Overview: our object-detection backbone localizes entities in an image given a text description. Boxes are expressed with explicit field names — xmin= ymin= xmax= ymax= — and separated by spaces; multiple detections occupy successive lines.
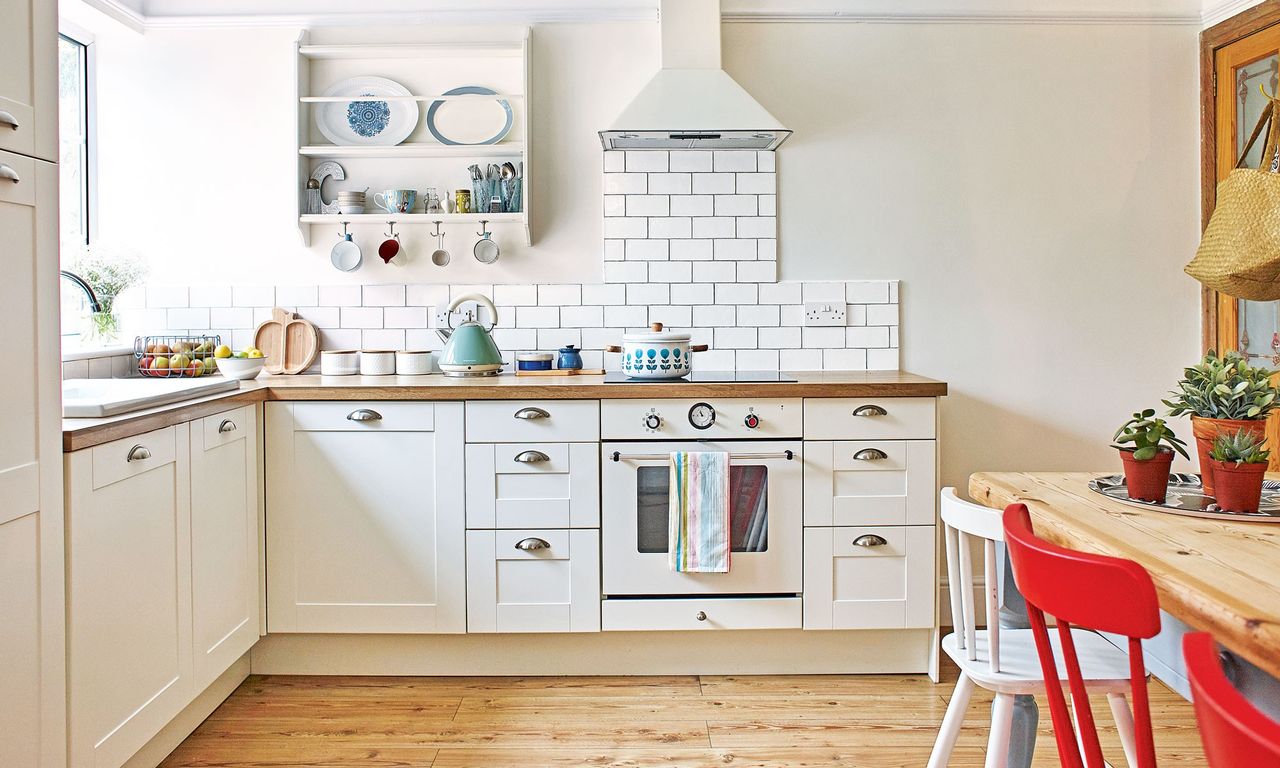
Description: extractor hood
xmin=599 ymin=0 xmax=791 ymax=151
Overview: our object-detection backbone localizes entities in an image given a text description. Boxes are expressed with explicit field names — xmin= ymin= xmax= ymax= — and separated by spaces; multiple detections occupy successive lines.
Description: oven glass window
xmin=635 ymin=465 xmax=769 ymax=553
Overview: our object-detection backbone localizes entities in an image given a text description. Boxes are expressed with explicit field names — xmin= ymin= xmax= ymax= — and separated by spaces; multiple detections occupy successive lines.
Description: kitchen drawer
xmin=91 ymin=426 xmax=178 ymax=490
xmin=466 ymin=529 xmax=600 ymax=633
xmin=0 ymin=149 xmax=36 ymax=207
xmin=803 ymin=398 xmax=936 ymax=441
xmin=466 ymin=400 xmax=599 ymax=443
xmin=200 ymin=406 xmax=252 ymax=450
xmin=465 ymin=442 xmax=599 ymax=528
xmin=601 ymin=597 xmax=801 ymax=631
xmin=290 ymin=401 xmax=435 ymax=432
xmin=803 ymin=526 xmax=935 ymax=630
xmin=804 ymin=440 xmax=936 ymax=526
xmin=0 ymin=96 xmax=34 ymax=158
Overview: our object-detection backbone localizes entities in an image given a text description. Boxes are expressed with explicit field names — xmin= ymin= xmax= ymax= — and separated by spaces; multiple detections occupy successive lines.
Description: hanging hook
xmin=385 ymin=221 xmax=398 ymax=238
xmin=430 ymin=220 xmax=443 ymax=238
xmin=1262 ymin=83 xmax=1278 ymax=101
xmin=476 ymin=220 xmax=490 ymax=237
xmin=338 ymin=221 xmax=350 ymax=238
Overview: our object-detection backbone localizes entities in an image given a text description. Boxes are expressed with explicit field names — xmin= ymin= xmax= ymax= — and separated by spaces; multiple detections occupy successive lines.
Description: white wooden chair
xmin=928 ymin=488 xmax=1142 ymax=768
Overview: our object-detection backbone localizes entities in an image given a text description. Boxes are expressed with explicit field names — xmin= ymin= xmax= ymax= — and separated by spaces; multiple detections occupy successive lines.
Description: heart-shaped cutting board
xmin=253 ymin=307 xmax=319 ymax=374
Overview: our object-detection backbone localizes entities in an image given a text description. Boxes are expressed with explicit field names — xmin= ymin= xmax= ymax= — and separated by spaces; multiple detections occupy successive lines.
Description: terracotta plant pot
xmin=1207 ymin=459 xmax=1268 ymax=512
xmin=1118 ymin=448 xmax=1174 ymax=503
xmin=1191 ymin=416 xmax=1268 ymax=496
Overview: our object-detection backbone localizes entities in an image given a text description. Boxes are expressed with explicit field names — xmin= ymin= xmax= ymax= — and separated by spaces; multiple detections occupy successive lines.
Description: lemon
xmin=247 ymin=349 xmax=264 ymax=359
xmin=214 ymin=345 xmax=233 ymax=359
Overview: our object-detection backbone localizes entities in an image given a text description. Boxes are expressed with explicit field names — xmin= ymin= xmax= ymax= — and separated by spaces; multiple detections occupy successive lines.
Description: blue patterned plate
xmin=426 ymin=86 xmax=513 ymax=146
xmin=315 ymin=76 xmax=418 ymax=147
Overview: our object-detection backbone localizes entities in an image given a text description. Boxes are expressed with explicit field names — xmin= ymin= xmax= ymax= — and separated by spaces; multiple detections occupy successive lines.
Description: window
xmin=59 ymin=33 xmax=90 ymax=247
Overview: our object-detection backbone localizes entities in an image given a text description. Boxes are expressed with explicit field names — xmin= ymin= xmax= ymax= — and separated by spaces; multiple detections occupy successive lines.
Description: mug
xmin=373 ymin=189 xmax=417 ymax=214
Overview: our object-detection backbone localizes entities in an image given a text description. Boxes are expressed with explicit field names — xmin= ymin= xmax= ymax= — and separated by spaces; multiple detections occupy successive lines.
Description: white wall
xmin=66 ymin=5 xmax=1203 ymax=488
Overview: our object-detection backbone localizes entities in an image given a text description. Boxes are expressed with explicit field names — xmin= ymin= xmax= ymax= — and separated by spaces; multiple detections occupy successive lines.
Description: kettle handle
xmin=446 ymin=292 xmax=499 ymax=331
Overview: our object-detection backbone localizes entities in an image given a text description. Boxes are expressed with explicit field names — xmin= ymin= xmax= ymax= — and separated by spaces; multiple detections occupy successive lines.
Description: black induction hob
xmin=603 ymin=371 xmax=797 ymax=384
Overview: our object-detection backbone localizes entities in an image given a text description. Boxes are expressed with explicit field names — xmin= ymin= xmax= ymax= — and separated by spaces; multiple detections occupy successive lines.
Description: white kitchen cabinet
xmin=266 ymin=401 xmax=465 ymax=633
xmin=0 ymin=0 xmax=56 ymax=161
xmin=465 ymin=442 xmax=600 ymax=528
xmin=803 ymin=398 xmax=936 ymax=441
xmin=66 ymin=424 xmax=194 ymax=768
xmin=190 ymin=406 xmax=260 ymax=690
xmin=803 ymin=525 xmax=935 ymax=630
xmin=466 ymin=399 xmax=600 ymax=443
xmin=804 ymin=440 xmax=937 ymax=526
xmin=466 ymin=529 xmax=600 ymax=633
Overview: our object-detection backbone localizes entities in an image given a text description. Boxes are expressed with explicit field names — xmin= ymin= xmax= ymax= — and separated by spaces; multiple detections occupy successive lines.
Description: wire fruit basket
xmin=134 ymin=334 xmax=221 ymax=378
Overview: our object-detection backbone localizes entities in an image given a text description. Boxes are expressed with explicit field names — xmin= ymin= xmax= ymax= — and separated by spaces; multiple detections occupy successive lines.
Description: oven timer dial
xmin=688 ymin=402 xmax=716 ymax=430
xmin=744 ymin=413 xmax=761 ymax=430
xmin=643 ymin=412 xmax=663 ymax=431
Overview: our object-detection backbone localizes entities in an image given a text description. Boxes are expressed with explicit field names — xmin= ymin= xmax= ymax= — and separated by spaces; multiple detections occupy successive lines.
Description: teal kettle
xmin=436 ymin=293 xmax=504 ymax=377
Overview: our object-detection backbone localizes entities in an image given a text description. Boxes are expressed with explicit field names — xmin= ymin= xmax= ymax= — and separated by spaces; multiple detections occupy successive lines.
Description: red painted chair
xmin=1183 ymin=632 xmax=1280 ymax=766
xmin=1002 ymin=503 xmax=1162 ymax=768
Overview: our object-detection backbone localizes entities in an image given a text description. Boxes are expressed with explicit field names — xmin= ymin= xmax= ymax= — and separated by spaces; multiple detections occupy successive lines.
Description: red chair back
xmin=1002 ymin=503 xmax=1162 ymax=768
xmin=1184 ymin=632 xmax=1280 ymax=766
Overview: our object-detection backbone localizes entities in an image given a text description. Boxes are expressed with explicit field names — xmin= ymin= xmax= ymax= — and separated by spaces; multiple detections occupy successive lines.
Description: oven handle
xmin=609 ymin=450 xmax=793 ymax=462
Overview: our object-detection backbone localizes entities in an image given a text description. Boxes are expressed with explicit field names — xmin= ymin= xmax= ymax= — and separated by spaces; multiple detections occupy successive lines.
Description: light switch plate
xmin=804 ymin=301 xmax=847 ymax=326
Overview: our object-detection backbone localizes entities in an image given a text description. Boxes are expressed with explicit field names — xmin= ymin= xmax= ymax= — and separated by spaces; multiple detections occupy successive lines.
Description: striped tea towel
xmin=669 ymin=451 xmax=731 ymax=573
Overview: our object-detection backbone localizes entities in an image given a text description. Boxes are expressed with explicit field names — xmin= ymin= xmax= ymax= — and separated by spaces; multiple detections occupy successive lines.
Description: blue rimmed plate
xmin=426 ymin=86 xmax=513 ymax=146
xmin=316 ymin=76 xmax=418 ymax=147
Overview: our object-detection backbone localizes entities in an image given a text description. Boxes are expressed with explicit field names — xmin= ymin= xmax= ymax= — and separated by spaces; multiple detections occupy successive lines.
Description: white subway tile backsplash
xmin=715 ymin=283 xmax=757 ymax=305
xmin=537 ymin=328 xmax=581 ymax=350
xmin=625 ymin=239 xmax=669 ymax=261
xmin=802 ymin=282 xmax=846 ymax=303
xmin=276 ymin=285 xmax=319 ymax=307
xmin=406 ymin=284 xmax=449 ymax=308
xmin=450 ymin=284 xmax=495 ymax=303
xmin=363 ymin=284 xmax=406 ymax=307
xmin=341 ymin=307 xmax=383 ymax=329
xmin=759 ymin=281 xmax=801 ymax=304
xmin=847 ymin=304 xmax=868 ymax=326
xmin=846 ymin=281 xmax=890 ymax=304
xmin=758 ymin=326 xmax=801 ymax=348
xmin=780 ymin=304 xmax=805 ymax=326
xmin=670 ymin=151 xmax=713 ymax=172
xmin=582 ymin=327 xmax=618 ymax=349
xmin=757 ymin=151 xmax=776 ymax=172
xmin=560 ymin=305 xmax=604 ymax=327
xmin=758 ymin=194 xmax=777 ymax=216
xmin=757 ymin=239 xmax=778 ymax=261
xmin=233 ymin=285 xmax=274 ymax=307
xmin=781 ymin=348 xmax=823 ymax=369
xmin=626 ymin=151 xmax=669 ymax=173
xmin=603 ymin=217 xmax=647 ymax=239
xmin=737 ymin=261 xmax=778 ymax=283
xmin=88 ymin=356 xmax=114 ymax=379
xmin=515 ymin=306 xmax=560 ymax=328
xmin=62 ymin=359 xmax=89 ymax=379
xmin=605 ymin=304 xmax=649 ymax=327
xmin=648 ymin=173 xmax=692 ymax=194
xmin=298 ymin=306 xmax=340 ymax=328
xmin=694 ymin=304 xmax=735 ymax=327
xmin=168 ymin=308 xmax=210 ymax=329
xmin=604 ymin=239 xmax=625 ymax=261
xmin=737 ymin=349 xmax=780 ymax=371
xmin=582 ymin=283 xmax=626 ymax=305
xmin=494 ymin=284 xmax=538 ymax=306
xmin=803 ymin=326 xmax=845 ymax=348
xmin=698 ymin=349 xmax=737 ymax=370
xmin=824 ymin=348 xmax=868 ymax=370
xmin=736 ymin=173 xmax=775 ymax=194
xmin=867 ymin=304 xmax=900 ymax=326
xmin=736 ymin=304 xmax=781 ymax=326
xmin=670 ymin=195 xmax=714 ymax=217
xmin=538 ymin=284 xmax=582 ymax=306
xmin=713 ymin=239 xmax=756 ymax=261
xmin=363 ymin=328 xmax=405 ymax=350
xmin=671 ymin=239 xmax=713 ymax=261
xmin=648 ymin=217 xmax=692 ymax=239
xmin=868 ymin=348 xmax=900 ymax=370
xmin=670 ymin=283 xmax=715 ymax=305
xmin=716 ymin=327 xmax=758 ymax=349
xmin=649 ymin=261 xmax=693 ymax=283
xmin=603 ymin=151 xmax=625 ymax=173
xmin=713 ymin=150 xmax=756 ymax=172
xmin=319 ymin=328 xmax=361 ymax=350
xmin=625 ymin=195 xmax=670 ymax=217
xmin=210 ymin=307 xmax=254 ymax=329
xmin=495 ymin=328 xmax=538 ymax=351
xmin=148 ymin=286 xmax=189 ymax=308
xmin=692 ymin=217 xmax=736 ymax=239
xmin=714 ymin=195 xmax=757 ymax=217
xmin=603 ymin=173 xmax=647 ymax=195
xmin=692 ymin=173 xmax=736 ymax=195
xmin=190 ymin=285 xmax=232 ymax=308
xmin=319 ymin=284 xmax=362 ymax=307
xmin=693 ymin=261 xmax=736 ymax=283
xmin=604 ymin=261 xmax=648 ymax=283
xmin=737 ymin=216 xmax=776 ymax=239
xmin=626 ymin=282 xmax=670 ymax=305
xmin=384 ymin=306 xmax=430 ymax=328
xmin=604 ymin=195 xmax=626 ymax=217
xmin=846 ymin=326 xmax=891 ymax=348
xmin=649 ymin=305 xmax=692 ymax=327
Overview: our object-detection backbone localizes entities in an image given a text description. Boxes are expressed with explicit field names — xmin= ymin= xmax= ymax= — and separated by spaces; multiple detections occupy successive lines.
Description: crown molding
xmin=66 ymin=0 xmax=1208 ymax=30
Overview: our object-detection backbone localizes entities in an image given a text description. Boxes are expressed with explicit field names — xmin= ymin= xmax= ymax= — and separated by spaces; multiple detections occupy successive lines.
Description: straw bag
xmin=1186 ymin=98 xmax=1280 ymax=300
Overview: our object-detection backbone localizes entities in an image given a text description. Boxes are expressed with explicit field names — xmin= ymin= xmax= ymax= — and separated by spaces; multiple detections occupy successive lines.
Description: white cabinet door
xmin=804 ymin=440 xmax=936 ymax=526
xmin=0 ymin=0 xmax=56 ymax=160
xmin=0 ymin=154 xmax=62 ymax=766
xmin=465 ymin=442 xmax=600 ymax=528
xmin=266 ymin=402 xmax=465 ymax=633
xmin=467 ymin=529 xmax=600 ymax=633
xmin=66 ymin=425 xmax=194 ymax=768
xmin=803 ymin=526 xmax=935 ymax=630
xmin=190 ymin=406 xmax=260 ymax=690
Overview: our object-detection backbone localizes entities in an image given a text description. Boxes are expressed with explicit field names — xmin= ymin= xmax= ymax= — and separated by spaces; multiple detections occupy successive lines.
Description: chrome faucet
xmin=60 ymin=270 xmax=102 ymax=313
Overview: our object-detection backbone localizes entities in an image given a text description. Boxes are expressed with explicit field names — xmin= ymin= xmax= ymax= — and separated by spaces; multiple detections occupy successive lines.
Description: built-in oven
xmin=600 ymin=399 xmax=804 ymax=599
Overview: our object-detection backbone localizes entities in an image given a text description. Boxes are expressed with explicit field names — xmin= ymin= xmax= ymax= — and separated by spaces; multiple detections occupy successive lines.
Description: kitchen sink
xmin=62 ymin=377 xmax=241 ymax=418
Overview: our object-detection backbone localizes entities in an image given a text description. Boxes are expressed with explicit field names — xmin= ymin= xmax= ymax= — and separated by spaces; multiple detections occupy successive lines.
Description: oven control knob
xmin=743 ymin=413 xmax=761 ymax=430
xmin=696 ymin=611 xmax=707 ymax=622
xmin=643 ymin=413 xmax=663 ymax=431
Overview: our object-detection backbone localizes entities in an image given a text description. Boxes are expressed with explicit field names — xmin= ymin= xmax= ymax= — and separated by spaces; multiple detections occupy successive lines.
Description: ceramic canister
xmin=359 ymin=350 xmax=397 ymax=376
xmin=395 ymin=350 xmax=433 ymax=375
xmin=320 ymin=350 xmax=359 ymax=376
xmin=516 ymin=352 xmax=553 ymax=371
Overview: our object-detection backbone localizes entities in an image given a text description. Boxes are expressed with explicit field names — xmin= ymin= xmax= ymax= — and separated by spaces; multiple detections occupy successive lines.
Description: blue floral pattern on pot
xmin=347 ymin=94 xmax=390 ymax=138
xmin=622 ymin=347 xmax=689 ymax=376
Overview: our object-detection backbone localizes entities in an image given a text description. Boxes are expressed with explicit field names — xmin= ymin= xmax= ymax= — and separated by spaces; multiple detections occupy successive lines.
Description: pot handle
xmin=604 ymin=345 xmax=623 ymax=353
xmin=690 ymin=344 xmax=710 ymax=353
xmin=447 ymin=292 xmax=499 ymax=331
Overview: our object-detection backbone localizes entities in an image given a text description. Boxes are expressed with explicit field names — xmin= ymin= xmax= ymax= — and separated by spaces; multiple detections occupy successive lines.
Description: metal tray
xmin=1088 ymin=473 xmax=1280 ymax=523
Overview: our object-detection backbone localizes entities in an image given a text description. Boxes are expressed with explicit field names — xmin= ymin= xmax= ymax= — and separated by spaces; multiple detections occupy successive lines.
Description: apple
xmin=154 ymin=344 xmax=170 ymax=355
xmin=170 ymin=353 xmax=191 ymax=370
xmin=152 ymin=356 xmax=170 ymax=370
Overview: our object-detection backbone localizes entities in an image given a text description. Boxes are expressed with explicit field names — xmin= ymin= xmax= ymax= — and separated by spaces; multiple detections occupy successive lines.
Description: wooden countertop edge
xmin=62 ymin=375 xmax=947 ymax=452
xmin=968 ymin=471 xmax=1280 ymax=680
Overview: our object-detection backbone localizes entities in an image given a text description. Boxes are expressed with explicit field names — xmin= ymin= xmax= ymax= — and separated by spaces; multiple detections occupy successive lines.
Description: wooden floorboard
xmin=159 ymin=662 xmax=1206 ymax=767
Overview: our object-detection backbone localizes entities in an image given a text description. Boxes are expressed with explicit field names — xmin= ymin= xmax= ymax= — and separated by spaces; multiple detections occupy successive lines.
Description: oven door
xmin=601 ymin=440 xmax=802 ymax=596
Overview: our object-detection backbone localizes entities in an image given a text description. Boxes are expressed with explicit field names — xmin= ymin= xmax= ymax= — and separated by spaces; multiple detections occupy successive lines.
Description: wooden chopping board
xmin=253 ymin=307 xmax=319 ymax=375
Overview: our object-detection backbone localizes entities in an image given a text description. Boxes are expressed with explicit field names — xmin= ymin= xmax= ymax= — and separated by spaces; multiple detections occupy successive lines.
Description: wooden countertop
xmin=62 ymin=370 xmax=946 ymax=451
xmin=969 ymin=471 xmax=1280 ymax=680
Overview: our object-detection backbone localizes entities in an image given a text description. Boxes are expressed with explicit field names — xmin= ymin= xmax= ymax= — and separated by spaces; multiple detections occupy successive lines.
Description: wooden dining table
xmin=968 ymin=472 xmax=1280 ymax=682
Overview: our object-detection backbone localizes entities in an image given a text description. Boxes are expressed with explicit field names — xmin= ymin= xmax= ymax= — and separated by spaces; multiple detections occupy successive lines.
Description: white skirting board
xmin=250 ymin=629 xmax=938 ymax=676
xmin=121 ymin=652 xmax=250 ymax=768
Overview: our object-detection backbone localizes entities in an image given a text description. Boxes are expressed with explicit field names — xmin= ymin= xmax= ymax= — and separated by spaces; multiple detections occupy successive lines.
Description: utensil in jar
xmin=604 ymin=323 xmax=709 ymax=380
xmin=473 ymin=222 xmax=499 ymax=264
xmin=430 ymin=221 xmax=450 ymax=267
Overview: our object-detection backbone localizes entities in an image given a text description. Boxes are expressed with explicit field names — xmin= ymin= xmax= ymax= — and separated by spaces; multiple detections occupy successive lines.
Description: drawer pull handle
xmin=853 ymin=448 xmax=888 ymax=461
xmin=852 ymin=404 xmax=887 ymax=417
xmin=126 ymin=445 xmax=151 ymax=462
xmin=514 ymin=537 xmax=551 ymax=551
xmin=0 ymin=164 xmax=19 ymax=184
xmin=853 ymin=534 xmax=889 ymax=547
xmin=514 ymin=450 xmax=550 ymax=463
xmin=514 ymin=407 xmax=550 ymax=420
xmin=218 ymin=419 xmax=237 ymax=434
xmin=696 ymin=611 xmax=708 ymax=621
xmin=346 ymin=409 xmax=382 ymax=422
xmin=0 ymin=111 xmax=16 ymax=130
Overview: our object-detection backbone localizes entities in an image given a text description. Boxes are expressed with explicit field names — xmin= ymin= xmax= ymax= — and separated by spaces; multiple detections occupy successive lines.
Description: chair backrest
xmin=1184 ymin=632 xmax=1280 ymax=766
xmin=940 ymin=487 xmax=1006 ymax=673
xmin=1002 ymin=503 xmax=1161 ymax=768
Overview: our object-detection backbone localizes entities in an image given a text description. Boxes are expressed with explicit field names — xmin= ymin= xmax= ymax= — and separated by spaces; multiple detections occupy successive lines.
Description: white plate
xmin=316 ymin=76 xmax=418 ymax=147
xmin=426 ymin=86 xmax=513 ymax=146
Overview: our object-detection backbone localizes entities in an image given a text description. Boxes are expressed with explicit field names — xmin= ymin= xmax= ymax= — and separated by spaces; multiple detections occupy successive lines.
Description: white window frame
xmin=58 ymin=20 xmax=97 ymax=245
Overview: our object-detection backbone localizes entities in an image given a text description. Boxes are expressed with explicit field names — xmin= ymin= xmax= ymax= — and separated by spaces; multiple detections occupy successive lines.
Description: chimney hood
xmin=599 ymin=0 xmax=791 ymax=151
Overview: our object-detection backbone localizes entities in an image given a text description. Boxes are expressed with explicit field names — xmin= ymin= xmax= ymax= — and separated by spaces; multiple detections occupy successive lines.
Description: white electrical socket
xmin=804 ymin=301 xmax=847 ymax=326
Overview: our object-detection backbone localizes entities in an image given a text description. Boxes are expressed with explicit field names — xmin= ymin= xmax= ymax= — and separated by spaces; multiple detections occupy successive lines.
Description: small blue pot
xmin=557 ymin=345 xmax=583 ymax=370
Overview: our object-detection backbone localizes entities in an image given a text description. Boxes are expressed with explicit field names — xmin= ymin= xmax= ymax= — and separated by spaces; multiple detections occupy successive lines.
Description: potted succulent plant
xmin=1164 ymin=351 xmax=1279 ymax=496
xmin=1112 ymin=409 xmax=1190 ymax=503
xmin=1207 ymin=430 xmax=1271 ymax=513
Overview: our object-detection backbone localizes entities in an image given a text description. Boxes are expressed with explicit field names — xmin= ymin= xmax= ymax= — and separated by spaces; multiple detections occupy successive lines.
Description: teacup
xmin=373 ymin=189 xmax=417 ymax=214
